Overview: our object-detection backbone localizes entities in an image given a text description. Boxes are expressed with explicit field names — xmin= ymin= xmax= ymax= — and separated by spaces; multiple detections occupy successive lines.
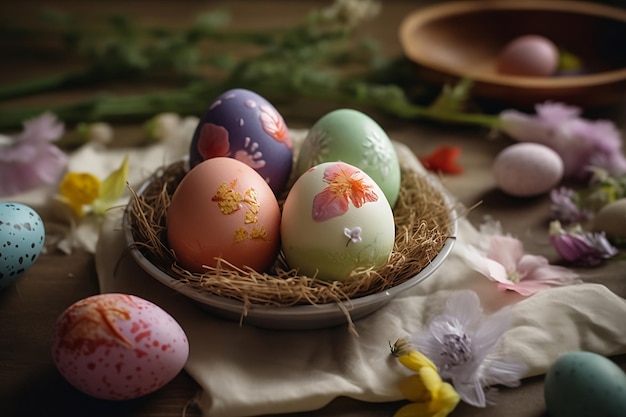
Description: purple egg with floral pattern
xmin=189 ymin=89 xmax=293 ymax=195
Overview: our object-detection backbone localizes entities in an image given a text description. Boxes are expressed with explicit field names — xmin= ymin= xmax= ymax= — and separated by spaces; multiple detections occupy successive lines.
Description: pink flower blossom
xmin=465 ymin=219 xmax=578 ymax=296
xmin=467 ymin=232 xmax=579 ymax=296
xmin=0 ymin=113 xmax=67 ymax=196
xmin=499 ymin=102 xmax=626 ymax=179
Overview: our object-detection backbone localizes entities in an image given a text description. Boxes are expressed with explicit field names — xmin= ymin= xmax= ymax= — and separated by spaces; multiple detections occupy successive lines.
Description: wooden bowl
xmin=399 ymin=0 xmax=626 ymax=108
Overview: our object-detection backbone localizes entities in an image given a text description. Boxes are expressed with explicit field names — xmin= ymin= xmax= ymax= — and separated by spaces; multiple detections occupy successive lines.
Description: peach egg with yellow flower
xmin=280 ymin=161 xmax=395 ymax=282
xmin=166 ymin=157 xmax=281 ymax=274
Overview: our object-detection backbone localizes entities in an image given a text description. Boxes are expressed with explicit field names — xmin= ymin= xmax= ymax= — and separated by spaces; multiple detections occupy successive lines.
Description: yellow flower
xmin=398 ymin=349 xmax=438 ymax=373
xmin=393 ymin=348 xmax=460 ymax=417
xmin=58 ymin=155 xmax=129 ymax=217
xmin=59 ymin=172 xmax=101 ymax=216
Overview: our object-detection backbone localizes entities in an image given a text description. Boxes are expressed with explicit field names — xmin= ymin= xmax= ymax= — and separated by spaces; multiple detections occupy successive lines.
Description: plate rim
xmin=121 ymin=162 xmax=458 ymax=325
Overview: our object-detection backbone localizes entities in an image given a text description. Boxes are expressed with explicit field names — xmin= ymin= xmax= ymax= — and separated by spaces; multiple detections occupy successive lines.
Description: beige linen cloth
xmin=88 ymin=133 xmax=626 ymax=417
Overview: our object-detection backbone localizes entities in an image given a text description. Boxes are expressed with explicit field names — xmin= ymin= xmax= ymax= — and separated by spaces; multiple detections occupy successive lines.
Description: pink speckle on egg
xmin=51 ymin=293 xmax=189 ymax=400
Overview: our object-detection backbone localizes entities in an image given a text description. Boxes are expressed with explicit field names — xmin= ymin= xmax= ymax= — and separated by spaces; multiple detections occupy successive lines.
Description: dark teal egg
xmin=544 ymin=351 xmax=626 ymax=417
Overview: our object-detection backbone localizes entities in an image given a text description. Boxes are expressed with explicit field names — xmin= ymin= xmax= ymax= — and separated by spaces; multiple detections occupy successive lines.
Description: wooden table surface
xmin=0 ymin=1 xmax=625 ymax=416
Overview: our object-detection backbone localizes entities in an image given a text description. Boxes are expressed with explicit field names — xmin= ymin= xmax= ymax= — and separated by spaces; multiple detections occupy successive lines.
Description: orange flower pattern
xmin=55 ymin=295 xmax=137 ymax=355
xmin=312 ymin=162 xmax=379 ymax=222
xmin=260 ymin=104 xmax=292 ymax=149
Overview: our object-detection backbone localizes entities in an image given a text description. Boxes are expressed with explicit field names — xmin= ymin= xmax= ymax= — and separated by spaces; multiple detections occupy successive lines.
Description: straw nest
xmin=127 ymin=159 xmax=454 ymax=314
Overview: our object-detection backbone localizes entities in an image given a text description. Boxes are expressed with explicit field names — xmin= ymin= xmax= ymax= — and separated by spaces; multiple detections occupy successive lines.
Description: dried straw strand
xmin=126 ymin=160 xmax=453 ymax=309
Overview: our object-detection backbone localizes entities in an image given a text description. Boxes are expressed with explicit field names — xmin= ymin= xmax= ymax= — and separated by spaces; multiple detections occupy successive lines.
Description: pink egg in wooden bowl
xmin=398 ymin=0 xmax=626 ymax=108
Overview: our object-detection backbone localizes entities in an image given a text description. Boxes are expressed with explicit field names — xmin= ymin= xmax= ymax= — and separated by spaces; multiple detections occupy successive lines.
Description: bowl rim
xmin=121 ymin=164 xmax=458 ymax=326
xmin=399 ymin=0 xmax=626 ymax=88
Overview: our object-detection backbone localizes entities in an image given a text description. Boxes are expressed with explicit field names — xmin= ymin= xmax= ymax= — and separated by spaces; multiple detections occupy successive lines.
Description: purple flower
xmin=343 ymin=226 xmax=362 ymax=245
xmin=549 ymin=187 xmax=592 ymax=224
xmin=500 ymin=102 xmax=626 ymax=179
xmin=0 ymin=113 xmax=67 ymax=196
xmin=412 ymin=291 xmax=527 ymax=407
xmin=549 ymin=220 xmax=618 ymax=267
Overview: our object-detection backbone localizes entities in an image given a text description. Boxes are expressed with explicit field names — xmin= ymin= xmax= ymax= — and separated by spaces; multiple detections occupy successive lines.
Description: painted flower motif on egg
xmin=281 ymin=161 xmax=395 ymax=282
xmin=167 ymin=157 xmax=281 ymax=274
xmin=188 ymin=88 xmax=293 ymax=195
xmin=212 ymin=179 xmax=269 ymax=243
xmin=311 ymin=162 xmax=379 ymax=221
xmin=51 ymin=293 xmax=189 ymax=401
xmin=296 ymin=108 xmax=401 ymax=207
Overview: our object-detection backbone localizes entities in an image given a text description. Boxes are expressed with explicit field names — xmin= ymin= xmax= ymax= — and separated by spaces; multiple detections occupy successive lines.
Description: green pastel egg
xmin=544 ymin=351 xmax=626 ymax=417
xmin=296 ymin=108 xmax=401 ymax=207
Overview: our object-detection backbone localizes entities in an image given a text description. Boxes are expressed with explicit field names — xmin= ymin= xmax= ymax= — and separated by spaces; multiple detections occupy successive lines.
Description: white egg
xmin=493 ymin=143 xmax=564 ymax=197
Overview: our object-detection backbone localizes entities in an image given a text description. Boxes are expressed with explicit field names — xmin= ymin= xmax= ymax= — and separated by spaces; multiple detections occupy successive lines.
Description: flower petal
xmin=17 ymin=112 xmax=65 ymax=144
xmin=444 ymin=291 xmax=483 ymax=330
xmin=497 ymin=280 xmax=551 ymax=296
xmin=0 ymin=146 xmax=68 ymax=197
xmin=419 ymin=146 xmax=463 ymax=174
xmin=312 ymin=187 xmax=349 ymax=221
xmin=197 ymin=123 xmax=230 ymax=160
xmin=454 ymin=376 xmax=486 ymax=408
xmin=487 ymin=235 xmax=524 ymax=272
xmin=398 ymin=350 xmax=437 ymax=373
xmin=398 ymin=374 xmax=430 ymax=402
xmin=517 ymin=254 xmax=578 ymax=285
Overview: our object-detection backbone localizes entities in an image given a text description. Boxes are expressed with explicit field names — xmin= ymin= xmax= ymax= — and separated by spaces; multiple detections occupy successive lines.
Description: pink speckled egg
xmin=51 ymin=293 xmax=188 ymax=400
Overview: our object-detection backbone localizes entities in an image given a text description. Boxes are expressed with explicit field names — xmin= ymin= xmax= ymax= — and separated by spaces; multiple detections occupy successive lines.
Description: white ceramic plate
xmin=122 ymin=156 xmax=457 ymax=330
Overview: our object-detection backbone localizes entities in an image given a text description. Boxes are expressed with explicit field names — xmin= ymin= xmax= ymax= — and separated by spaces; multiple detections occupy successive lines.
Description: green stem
xmin=0 ymin=69 xmax=123 ymax=101
xmin=0 ymin=86 xmax=218 ymax=130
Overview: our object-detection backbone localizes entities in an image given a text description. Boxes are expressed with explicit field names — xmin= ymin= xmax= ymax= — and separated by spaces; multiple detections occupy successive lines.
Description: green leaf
xmin=429 ymin=78 xmax=474 ymax=113
xmin=93 ymin=155 xmax=129 ymax=215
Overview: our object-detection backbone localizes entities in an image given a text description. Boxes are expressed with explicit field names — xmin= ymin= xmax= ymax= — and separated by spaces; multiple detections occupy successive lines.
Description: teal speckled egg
xmin=295 ymin=109 xmax=401 ymax=208
xmin=0 ymin=202 xmax=45 ymax=289
xmin=544 ymin=351 xmax=626 ymax=417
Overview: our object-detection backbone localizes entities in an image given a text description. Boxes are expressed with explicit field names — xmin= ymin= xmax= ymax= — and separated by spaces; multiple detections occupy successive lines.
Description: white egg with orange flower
xmin=281 ymin=161 xmax=395 ymax=282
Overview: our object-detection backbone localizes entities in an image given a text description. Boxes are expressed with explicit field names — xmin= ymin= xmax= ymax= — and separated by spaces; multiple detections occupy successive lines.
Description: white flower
xmin=344 ymin=226 xmax=362 ymax=244
xmin=412 ymin=291 xmax=527 ymax=407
